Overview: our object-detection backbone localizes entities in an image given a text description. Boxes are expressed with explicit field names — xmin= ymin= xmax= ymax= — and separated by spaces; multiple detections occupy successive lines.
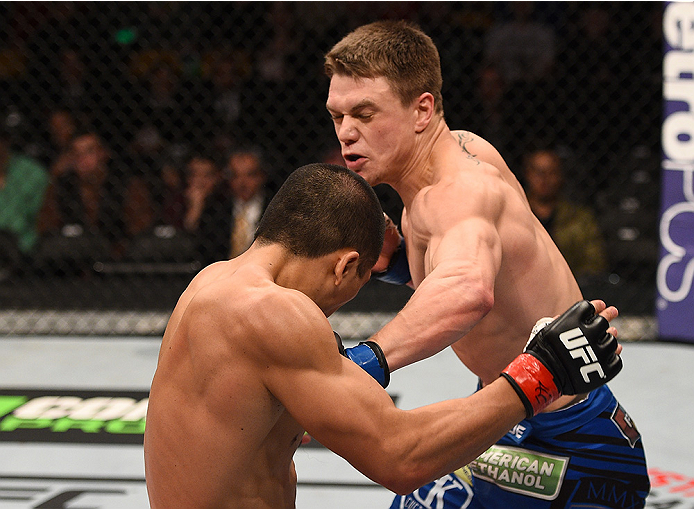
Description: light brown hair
xmin=325 ymin=20 xmax=444 ymax=115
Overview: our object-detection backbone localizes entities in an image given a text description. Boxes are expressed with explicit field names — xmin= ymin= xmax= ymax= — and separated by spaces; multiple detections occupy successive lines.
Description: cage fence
xmin=0 ymin=2 xmax=663 ymax=335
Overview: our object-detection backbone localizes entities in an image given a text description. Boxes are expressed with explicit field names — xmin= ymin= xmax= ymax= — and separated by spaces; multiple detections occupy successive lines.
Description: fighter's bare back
xmin=145 ymin=260 xmax=306 ymax=509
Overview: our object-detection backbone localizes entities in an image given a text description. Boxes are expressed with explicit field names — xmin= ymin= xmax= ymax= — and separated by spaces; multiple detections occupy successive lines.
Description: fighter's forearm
xmin=351 ymin=377 xmax=524 ymax=494
xmin=370 ymin=272 xmax=492 ymax=371
xmin=348 ymin=300 xmax=621 ymax=493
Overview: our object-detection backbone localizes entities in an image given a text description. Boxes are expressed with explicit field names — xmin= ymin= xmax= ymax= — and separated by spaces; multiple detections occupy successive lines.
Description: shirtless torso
xmin=145 ymin=260 xmax=306 ymax=509
xmin=144 ymin=163 xmax=623 ymax=509
xmin=327 ymin=75 xmax=582 ymax=408
xmin=143 ymin=251 xmax=534 ymax=508
xmin=403 ymin=130 xmax=582 ymax=389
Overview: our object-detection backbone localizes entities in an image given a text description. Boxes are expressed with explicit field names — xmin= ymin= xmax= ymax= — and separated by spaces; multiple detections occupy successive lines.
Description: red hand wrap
xmin=501 ymin=353 xmax=560 ymax=418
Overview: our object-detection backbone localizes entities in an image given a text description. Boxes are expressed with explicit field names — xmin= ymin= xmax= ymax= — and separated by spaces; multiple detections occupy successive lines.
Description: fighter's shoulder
xmin=416 ymin=161 xmax=504 ymax=228
xmin=186 ymin=272 xmax=325 ymax=354
xmin=239 ymin=285 xmax=335 ymax=364
xmin=255 ymin=285 xmax=326 ymax=332
xmin=450 ymin=130 xmax=498 ymax=157
xmin=450 ymin=130 xmax=510 ymax=171
xmin=240 ymin=278 xmax=328 ymax=338
xmin=427 ymin=156 xmax=502 ymax=204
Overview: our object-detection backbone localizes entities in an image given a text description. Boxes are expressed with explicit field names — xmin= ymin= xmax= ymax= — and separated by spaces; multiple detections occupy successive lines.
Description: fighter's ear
xmin=414 ymin=92 xmax=435 ymax=133
xmin=334 ymin=250 xmax=360 ymax=285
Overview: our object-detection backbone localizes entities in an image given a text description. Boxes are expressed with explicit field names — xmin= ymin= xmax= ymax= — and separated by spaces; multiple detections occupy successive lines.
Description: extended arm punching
xmin=343 ymin=300 xmax=621 ymax=416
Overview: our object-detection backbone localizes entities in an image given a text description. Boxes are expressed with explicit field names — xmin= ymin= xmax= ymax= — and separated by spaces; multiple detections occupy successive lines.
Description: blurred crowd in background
xmin=0 ymin=2 xmax=663 ymax=314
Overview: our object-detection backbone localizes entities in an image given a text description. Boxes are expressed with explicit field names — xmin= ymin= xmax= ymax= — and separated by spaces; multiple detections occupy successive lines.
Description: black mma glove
xmin=501 ymin=300 xmax=622 ymax=419
xmin=335 ymin=331 xmax=390 ymax=388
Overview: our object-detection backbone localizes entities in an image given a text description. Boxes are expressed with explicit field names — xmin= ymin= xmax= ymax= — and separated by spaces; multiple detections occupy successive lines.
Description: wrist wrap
xmin=501 ymin=353 xmax=560 ymax=419
xmin=344 ymin=341 xmax=390 ymax=388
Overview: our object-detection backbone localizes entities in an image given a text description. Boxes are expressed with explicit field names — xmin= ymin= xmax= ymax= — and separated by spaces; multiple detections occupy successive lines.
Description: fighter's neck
xmin=240 ymin=243 xmax=330 ymax=298
xmin=390 ymin=120 xmax=452 ymax=207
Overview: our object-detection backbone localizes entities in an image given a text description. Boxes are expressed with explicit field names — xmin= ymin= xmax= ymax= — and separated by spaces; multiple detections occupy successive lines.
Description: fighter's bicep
xmin=257 ymin=314 xmax=391 ymax=438
xmin=287 ymin=355 xmax=390 ymax=438
xmin=267 ymin=337 xmax=399 ymax=469
xmin=427 ymin=217 xmax=502 ymax=282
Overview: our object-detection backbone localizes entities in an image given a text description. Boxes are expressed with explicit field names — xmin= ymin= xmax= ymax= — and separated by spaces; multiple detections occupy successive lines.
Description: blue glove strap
xmin=344 ymin=342 xmax=390 ymax=388
xmin=373 ymin=237 xmax=411 ymax=285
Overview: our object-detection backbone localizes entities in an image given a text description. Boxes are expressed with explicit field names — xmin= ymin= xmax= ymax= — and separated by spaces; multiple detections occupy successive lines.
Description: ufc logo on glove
xmin=501 ymin=300 xmax=621 ymax=419
xmin=559 ymin=328 xmax=605 ymax=383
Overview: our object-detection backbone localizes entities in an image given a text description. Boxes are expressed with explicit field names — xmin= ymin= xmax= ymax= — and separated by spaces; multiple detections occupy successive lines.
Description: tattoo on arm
xmin=456 ymin=131 xmax=480 ymax=164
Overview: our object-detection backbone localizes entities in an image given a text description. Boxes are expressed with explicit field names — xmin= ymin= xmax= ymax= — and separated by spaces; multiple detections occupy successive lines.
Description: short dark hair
xmin=256 ymin=163 xmax=385 ymax=276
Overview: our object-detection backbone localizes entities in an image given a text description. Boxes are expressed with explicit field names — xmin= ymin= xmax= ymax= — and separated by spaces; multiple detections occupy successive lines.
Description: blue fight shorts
xmin=390 ymin=385 xmax=650 ymax=509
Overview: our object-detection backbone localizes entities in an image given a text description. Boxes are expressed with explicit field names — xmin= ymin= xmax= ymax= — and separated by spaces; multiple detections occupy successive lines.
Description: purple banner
xmin=658 ymin=2 xmax=694 ymax=342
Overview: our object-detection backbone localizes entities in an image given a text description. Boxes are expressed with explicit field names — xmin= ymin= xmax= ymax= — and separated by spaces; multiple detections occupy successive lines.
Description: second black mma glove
xmin=501 ymin=300 xmax=622 ymax=419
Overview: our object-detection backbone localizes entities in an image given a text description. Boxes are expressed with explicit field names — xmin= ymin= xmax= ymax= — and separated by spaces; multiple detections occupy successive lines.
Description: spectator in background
xmin=183 ymin=154 xmax=223 ymax=233
xmin=523 ymin=149 xmax=607 ymax=279
xmin=38 ymin=130 xmax=128 ymax=261
xmin=226 ymin=149 xmax=270 ymax=258
xmin=0 ymin=128 xmax=49 ymax=267
xmin=183 ymin=149 xmax=271 ymax=268
xmin=182 ymin=154 xmax=228 ymax=267
xmin=43 ymin=107 xmax=79 ymax=176
xmin=155 ymin=160 xmax=186 ymax=231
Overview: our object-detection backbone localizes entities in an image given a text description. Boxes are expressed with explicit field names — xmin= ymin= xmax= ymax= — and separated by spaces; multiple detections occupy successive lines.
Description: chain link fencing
xmin=0 ymin=2 xmax=663 ymax=336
